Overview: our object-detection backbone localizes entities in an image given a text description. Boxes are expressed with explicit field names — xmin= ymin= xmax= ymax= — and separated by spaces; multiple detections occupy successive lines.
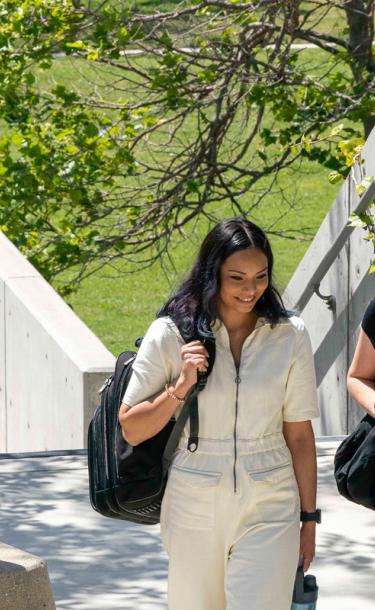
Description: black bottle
xmin=291 ymin=565 xmax=318 ymax=610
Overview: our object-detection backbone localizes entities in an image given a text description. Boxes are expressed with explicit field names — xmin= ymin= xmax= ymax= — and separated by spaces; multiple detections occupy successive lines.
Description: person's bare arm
xmin=119 ymin=341 xmax=208 ymax=446
xmin=283 ymin=420 xmax=317 ymax=572
xmin=347 ymin=329 xmax=375 ymax=417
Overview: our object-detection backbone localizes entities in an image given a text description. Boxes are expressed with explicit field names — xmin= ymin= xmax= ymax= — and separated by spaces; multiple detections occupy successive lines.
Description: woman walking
xmin=119 ymin=218 xmax=320 ymax=610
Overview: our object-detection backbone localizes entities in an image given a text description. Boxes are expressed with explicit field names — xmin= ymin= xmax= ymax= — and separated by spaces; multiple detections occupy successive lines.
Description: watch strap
xmin=300 ymin=509 xmax=321 ymax=523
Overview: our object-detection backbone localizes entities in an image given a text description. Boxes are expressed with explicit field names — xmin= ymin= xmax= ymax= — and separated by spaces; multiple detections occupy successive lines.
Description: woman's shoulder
xmin=145 ymin=316 xmax=184 ymax=342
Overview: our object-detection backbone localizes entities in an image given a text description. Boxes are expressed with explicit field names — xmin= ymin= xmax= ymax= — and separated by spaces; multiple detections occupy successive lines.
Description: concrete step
xmin=0 ymin=542 xmax=55 ymax=610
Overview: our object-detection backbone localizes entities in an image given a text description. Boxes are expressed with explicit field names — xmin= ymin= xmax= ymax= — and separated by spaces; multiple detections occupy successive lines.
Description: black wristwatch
xmin=300 ymin=509 xmax=321 ymax=523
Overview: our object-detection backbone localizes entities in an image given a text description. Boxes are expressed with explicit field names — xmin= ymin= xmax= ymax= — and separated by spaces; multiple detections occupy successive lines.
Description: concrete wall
xmin=284 ymin=128 xmax=375 ymax=435
xmin=0 ymin=233 xmax=115 ymax=452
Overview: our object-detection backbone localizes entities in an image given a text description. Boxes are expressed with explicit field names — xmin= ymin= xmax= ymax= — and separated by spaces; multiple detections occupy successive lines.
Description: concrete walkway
xmin=0 ymin=441 xmax=374 ymax=610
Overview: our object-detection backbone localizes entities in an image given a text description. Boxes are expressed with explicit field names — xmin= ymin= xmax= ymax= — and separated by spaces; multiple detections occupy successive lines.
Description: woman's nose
xmin=242 ymin=281 xmax=256 ymax=294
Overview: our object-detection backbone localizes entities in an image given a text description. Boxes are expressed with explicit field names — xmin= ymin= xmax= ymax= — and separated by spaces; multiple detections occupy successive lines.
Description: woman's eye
xmin=229 ymin=274 xmax=267 ymax=281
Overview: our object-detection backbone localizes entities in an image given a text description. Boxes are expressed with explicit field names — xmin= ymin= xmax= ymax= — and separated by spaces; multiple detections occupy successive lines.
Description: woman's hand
xmin=300 ymin=522 xmax=316 ymax=572
xmin=177 ymin=340 xmax=209 ymax=390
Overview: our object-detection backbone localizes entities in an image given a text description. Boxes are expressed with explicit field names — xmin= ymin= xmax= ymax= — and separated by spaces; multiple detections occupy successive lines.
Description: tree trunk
xmin=344 ymin=0 xmax=375 ymax=138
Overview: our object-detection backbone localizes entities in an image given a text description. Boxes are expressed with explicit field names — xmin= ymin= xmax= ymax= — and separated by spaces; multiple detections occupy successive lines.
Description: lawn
xmin=28 ymin=44 xmax=344 ymax=354
xmin=61 ymin=155 xmax=339 ymax=355
xmin=36 ymin=46 xmax=342 ymax=353
xmin=4 ymin=6 xmax=352 ymax=354
xmin=85 ymin=0 xmax=347 ymax=35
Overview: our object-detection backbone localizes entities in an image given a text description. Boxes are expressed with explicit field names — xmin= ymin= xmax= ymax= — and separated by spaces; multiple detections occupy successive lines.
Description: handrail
xmin=284 ymin=126 xmax=375 ymax=314
xmin=292 ymin=180 xmax=375 ymax=312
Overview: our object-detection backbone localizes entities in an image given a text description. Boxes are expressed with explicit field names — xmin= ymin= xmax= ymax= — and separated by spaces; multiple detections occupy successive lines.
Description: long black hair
xmin=157 ymin=217 xmax=290 ymax=341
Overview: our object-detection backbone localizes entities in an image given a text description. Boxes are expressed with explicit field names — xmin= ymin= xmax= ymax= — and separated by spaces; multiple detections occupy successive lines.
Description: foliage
xmin=0 ymin=0 xmax=374 ymax=294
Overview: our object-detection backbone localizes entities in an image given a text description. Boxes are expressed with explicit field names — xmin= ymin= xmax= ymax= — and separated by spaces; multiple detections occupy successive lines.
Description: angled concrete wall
xmin=284 ymin=128 xmax=375 ymax=435
xmin=0 ymin=542 xmax=55 ymax=610
xmin=0 ymin=233 xmax=115 ymax=452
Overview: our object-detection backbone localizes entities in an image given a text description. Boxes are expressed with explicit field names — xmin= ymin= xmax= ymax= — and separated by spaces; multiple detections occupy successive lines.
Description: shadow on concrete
xmin=0 ymin=454 xmax=167 ymax=610
xmin=314 ymin=271 xmax=373 ymax=388
xmin=1 ymin=448 xmax=375 ymax=610
xmin=314 ymin=451 xmax=375 ymax=609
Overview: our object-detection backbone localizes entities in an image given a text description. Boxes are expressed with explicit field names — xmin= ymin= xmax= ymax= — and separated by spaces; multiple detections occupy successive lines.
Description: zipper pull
xmin=98 ymin=375 xmax=113 ymax=394
xmin=235 ymin=374 xmax=241 ymax=384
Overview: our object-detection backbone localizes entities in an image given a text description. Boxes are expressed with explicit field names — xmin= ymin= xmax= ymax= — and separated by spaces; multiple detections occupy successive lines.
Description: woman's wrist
xmin=301 ymin=521 xmax=317 ymax=528
xmin=170 ymin=377 xmax=194 ymax=399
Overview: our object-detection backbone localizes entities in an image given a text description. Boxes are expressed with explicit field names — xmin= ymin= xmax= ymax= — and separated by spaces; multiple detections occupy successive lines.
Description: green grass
xmin=85 ymin=0 xmax=348 ymax=34
xmin=9 ymin=39 xmax=350 ymax=355
xmin=62 ymin=156 xmax=339 ymax=355
xmin=36 ymin=50 xmax=344 ymax=354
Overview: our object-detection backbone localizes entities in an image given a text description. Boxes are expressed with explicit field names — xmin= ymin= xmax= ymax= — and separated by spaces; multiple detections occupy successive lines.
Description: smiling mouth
xmin=236 ymin=296 xmax=255 ymax=303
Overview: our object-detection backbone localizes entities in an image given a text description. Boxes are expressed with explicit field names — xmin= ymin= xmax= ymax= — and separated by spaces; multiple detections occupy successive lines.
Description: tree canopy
xmin=0 ymin=0 xmax=374 ymax=293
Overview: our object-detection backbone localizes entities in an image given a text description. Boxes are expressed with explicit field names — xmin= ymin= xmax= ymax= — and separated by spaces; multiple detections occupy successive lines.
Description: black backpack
xmin=87 ymin=333 xmax=215 ymax=524
xmin=334 ymin=414 xmax=375 ymax=511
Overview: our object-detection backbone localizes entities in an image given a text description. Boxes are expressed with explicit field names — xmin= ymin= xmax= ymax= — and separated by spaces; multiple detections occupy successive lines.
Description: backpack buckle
xmin=188 ymin=437 xmax=198 ymax=452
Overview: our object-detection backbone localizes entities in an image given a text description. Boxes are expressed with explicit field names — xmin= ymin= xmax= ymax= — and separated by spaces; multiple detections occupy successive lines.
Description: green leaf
xmin=328 ymin=171 xmax=342 ymax=184
xmin=25 ymin=72 xmax=36 ymax=85
xmin=347 ymin=213 xmax=365 ymax=228
xmin=186 ymin=179 xmax=199 ymax=193
xmin=11 ymin=133 xmax=24 ymax=146
xmin=330 ymin=123 xmax=345 ymax=137
xmin=83 ymin=123 xmax=99 ymax=138
xmin=87 ymin=50 xmax=99 ymax=61
xmin=66 ymin=41 xmax=88 ymax=51
xmin=160 ymin=32 xmax=173 ymax=49
xmin=117 ymin=27 xmax=129 ymax=43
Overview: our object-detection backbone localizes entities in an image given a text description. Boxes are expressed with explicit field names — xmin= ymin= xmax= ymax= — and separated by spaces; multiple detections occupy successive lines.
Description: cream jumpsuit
xmin=123 ymin=315 xmax=319 ymax=610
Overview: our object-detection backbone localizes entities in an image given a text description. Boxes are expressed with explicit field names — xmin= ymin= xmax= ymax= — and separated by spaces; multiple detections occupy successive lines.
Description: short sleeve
xmin=122 ymin=317 xmax=183 ymax=407
xmin=282 ymin=324 xmax=320 ymax=422
xmin=361 ymin=298 xmax=375 ymax=348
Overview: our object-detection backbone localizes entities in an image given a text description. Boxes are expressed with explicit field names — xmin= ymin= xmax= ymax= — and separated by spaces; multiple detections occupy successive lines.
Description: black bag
xmin=88 ymin=334 xmax=215 ymax=524
xmin=334 ymin=413 xmax=375 ymax=510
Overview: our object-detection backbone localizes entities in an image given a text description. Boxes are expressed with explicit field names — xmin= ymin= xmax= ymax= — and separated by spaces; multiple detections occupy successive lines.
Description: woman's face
xmin=218 ymin=247 xmax=269 ymax=317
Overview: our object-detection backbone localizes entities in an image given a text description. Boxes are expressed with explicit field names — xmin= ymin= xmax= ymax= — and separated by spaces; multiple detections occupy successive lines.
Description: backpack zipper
xmin=98 ymin=375 xmax=113 ymax=395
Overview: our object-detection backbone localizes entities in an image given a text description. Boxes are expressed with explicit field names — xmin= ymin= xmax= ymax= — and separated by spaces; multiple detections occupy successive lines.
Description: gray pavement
xmin=0 ymin=441 xmax=374 ymax=610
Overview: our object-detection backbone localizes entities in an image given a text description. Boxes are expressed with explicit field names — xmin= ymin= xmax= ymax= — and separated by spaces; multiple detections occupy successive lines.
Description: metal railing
xmin=283 ymin=127 xmax=375 ymax=435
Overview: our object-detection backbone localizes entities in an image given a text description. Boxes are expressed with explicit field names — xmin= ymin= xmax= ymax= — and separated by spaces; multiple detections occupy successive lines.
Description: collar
xmin=211 ymin=316 xmax=270 ymax=347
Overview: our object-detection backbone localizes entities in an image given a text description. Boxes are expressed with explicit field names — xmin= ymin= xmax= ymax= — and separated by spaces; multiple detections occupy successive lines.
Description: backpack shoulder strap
xmin=187 ymin=339 xmax=216 ymax=451
xmin=162 ymin=387 xmax=198 ymax=475
xmin=162 ymin=318 xmax=217 ymax=461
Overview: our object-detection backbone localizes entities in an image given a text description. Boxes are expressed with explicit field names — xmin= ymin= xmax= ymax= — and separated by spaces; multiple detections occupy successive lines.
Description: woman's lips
xmin=236 ymin=296 xmax=255 ymax=303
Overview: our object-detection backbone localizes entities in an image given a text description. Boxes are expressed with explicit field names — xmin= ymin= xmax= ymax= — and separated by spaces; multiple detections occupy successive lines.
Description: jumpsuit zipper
xmin=233 ymin=364 xmax=241 ymax=493
xmin=231 ymin=322 xmax=261 ymax=493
